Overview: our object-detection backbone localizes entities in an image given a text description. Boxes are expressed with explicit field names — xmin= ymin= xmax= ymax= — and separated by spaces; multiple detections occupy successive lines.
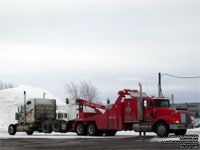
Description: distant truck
xmin=8 ymin=84 xmax=193 ymax=137
xmin=8 ymin=92 xmax=76 ymax=135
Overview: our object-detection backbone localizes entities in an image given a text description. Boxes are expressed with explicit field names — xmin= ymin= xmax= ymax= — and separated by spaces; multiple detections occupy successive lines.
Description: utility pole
xmin=171 ymin=94 xmax=174 ymax=108
xmin=158 ymin=72 xmax=162 ymax=97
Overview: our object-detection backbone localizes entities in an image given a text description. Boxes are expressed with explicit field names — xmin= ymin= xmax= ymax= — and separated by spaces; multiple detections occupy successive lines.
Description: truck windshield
xmin=154 ymin=99 xmax=170 ymax=107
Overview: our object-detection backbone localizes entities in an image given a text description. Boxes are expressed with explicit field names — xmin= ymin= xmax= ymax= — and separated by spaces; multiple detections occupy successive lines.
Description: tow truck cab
xmin=142 ymin=97 xmax=192 ymax=136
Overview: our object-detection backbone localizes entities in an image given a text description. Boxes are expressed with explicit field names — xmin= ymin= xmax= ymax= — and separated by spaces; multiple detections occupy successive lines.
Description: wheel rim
xmin=77 ymin=126 xmax=83 ymax=134
xmin=158 ymin=125 xmax=165 ymax=135
xmin=9 ymin=126 xmax=14 ymax=133
xmin=89 ymin=126 xmax=95 ymax=134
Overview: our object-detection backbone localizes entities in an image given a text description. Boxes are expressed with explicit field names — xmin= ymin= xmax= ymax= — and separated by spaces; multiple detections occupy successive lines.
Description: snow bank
xmin=0 ymin=85 xmax=64 ymax=132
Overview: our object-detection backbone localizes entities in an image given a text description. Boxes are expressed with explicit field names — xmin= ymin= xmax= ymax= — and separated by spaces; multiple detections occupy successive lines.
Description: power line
xmin=161 ymin=73 xmax=200 ymax=79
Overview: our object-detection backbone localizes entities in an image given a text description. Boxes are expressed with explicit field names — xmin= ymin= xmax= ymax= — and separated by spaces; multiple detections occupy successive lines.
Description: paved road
xmin=0 ymin=136 xmax=178 ymax=150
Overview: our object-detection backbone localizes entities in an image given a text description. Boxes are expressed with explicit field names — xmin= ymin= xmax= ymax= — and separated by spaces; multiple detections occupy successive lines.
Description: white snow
xmin=150 ymin=128 xmax=200 ymax=142
xmin=0 ymin=131 xmax=154 ymax=139
xmin=1 ymin=129 xmax=199 ymax=141
xmin=0 ymin=85 xmax=65 ymax=132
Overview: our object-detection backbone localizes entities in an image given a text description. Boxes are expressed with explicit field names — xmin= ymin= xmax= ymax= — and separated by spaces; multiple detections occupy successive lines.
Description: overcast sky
xmin=0 ymin=0 xmax=199 ymax=103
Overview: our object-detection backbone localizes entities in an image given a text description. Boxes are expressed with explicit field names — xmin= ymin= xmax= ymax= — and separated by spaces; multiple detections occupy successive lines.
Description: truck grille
xmin=181 ymin=113 xmax=190 ymax=124
xmin=186 ymin=114 xmax=191 ymax=124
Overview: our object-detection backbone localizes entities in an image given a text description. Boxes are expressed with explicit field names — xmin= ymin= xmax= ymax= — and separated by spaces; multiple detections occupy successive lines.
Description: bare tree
xmin=80 ymin=81 xmax=98 ymax=102
xmin=64 ymin=81 xmax=99 ymax=103
xmin=64 ymin=82 xmax=79 ymax=101
xmin=0 ymin=81 xmax=14 ymax=90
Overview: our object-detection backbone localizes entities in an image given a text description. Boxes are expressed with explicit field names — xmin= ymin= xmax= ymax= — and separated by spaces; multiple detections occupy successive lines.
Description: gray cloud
xmin=0 ymin=0 xmax=199 ymax=103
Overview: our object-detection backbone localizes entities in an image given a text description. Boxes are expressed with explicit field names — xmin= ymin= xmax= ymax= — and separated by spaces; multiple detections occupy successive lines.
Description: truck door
xmin=143 ymin=100 xmax=154 ymax=122
xmin=26 ymin=100 xmax=35 ymax=123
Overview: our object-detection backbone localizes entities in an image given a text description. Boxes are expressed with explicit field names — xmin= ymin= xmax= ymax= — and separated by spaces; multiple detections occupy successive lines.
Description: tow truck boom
xmin=76 ymin=99 xmax=106 ymax=112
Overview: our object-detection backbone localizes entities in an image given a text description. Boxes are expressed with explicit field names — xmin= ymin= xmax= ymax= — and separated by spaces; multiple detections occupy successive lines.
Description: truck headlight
xmin=173 ymin=120 xmax=180 ymax=124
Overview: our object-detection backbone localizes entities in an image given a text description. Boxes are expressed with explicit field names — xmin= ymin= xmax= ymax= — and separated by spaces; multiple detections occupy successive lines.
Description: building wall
xmin=171 ymin=103 xmax=200 ymax=118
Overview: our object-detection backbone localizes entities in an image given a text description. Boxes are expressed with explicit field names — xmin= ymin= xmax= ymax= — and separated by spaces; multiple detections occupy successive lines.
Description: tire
xmin=155 ymin=122 xmax=169 ymax=137
xmin=76 ymin=123 xmax=86 ymax=136
xmin=26 ymin=131 xmax=33 ymax=135
xmin=174 ymin=129 xmax=187 ymax=136
xmin=104 ymin=130 xmax=117 ymax=136
xmin=41 ymin=121 xmax=52 ymax=133
xmin=8 ymin=124 xmax=16 ymax=135
xmin=87 ymin=123 xmax=98 ymax=136
xmin=52 ymin=120 xmax=61 ymax=132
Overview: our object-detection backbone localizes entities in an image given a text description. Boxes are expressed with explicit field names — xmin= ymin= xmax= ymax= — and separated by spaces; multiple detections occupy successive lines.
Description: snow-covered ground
xmin=0 ymin=129 xmax=199 ymax=142
xmin=0 ymin=131 xmax=156 ymax=139
xmin=0 ymin=85 xmax=65 ymax=132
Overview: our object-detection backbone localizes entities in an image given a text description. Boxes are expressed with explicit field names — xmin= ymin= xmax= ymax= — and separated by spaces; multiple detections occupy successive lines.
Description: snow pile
xmin=0 ymin=85 xmax=64 ymax=132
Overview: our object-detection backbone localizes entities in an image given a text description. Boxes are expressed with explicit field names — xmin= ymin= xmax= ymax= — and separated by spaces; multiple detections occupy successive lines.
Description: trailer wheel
xmin=104 ymin=130 xmax=117 ymax=136
xmin=155 ymin=122 xmax=169 ymax=137
xmin=26 ymin=131 xmax=33 ymax=135
xmin=76 ymin=123 xmax=86 ymax=136
xmin=8 ymin=124 xmax=16 ymax=135
xmin=174 ymin=129 xmax=187 ymax=136
xmin=52 ymin=120 xmax=61 ymax=132
xmin=41 ymin=121 xmax=52 ymax=133
xmin=87 ymin=123 xmax=98 ymax=136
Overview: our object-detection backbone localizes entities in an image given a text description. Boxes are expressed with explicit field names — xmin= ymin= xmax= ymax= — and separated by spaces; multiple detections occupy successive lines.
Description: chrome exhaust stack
xmin=43 ymin=92 xmax=46 ymax=99
xmin=137 ymin=83 xmax=143 ymax=121
xmin=24 ymin=91 xmax=26 ymax=124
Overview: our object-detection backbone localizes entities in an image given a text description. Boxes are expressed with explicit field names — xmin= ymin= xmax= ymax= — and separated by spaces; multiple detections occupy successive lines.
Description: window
xmin=154 ymin=99 xmax=170 ymax=107
xmin=57 ymin=113 xmax=67 ymax=119
xmin=63 ymin=113 xmax=67 ymax=118
xmin=58 ymin=113 xmax=62 ymax=118
xmin=144 ymin=100 xmax=153 ymax=108
xmin=27 ymin=101 xmax=31 ymax=105
xmin=147 ymin=100 xmax=153 ymax=108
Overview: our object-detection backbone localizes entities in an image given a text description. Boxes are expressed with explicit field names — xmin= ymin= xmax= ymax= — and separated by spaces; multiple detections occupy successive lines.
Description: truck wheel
xmin=26 ymin=131 xmax=33 ymax=135
xmin=105 ymin=130 xmax=117 ymax=136
xmin=76 ymin=123 xmax=86 ymax=136
xmin=52 ymin=120 xmax=61 ymax=132
xmin=174 ymin=129 xmax=187 ymax=136
xmin=8 ymin=124 xmax=16 ymax=135
xmin=155 ymin=122 xmax=169 ymax=137
xmin=87 ymin=123 xmax=98 ymax=136
xmin=42 ymin=121 xmax=52 ymax=133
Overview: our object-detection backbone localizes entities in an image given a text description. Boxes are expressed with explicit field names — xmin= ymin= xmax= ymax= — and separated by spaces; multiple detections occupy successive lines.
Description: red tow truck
xmin=70 ymin=84 xmax=192 ymax=137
